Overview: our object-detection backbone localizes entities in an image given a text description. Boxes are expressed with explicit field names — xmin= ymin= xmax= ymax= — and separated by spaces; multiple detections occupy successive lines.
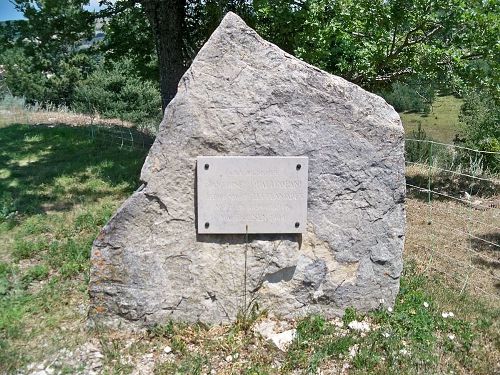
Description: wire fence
xmin=404 ymin=139 xmax=499 ymax=305
xmin=87 ymin=124 xmax=154 ymax=150
xmin=0 ymin=96 xmax=154 ymax=150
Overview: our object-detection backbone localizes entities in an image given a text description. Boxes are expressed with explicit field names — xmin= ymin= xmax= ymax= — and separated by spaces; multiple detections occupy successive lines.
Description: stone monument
xmin=89 ymin=12 xmax=406 ymax=327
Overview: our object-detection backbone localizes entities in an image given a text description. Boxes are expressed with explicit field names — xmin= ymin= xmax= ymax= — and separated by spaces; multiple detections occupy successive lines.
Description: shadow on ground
xmin=406 ymin=173 xmax=499 ymax=202
xmin=0 ymin=123 xmax=151 ymax=215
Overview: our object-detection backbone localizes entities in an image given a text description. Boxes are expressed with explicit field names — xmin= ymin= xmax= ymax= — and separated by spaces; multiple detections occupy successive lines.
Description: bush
xmin=73 ymin=58 xmax=162 ymax=130
xmin=459 ymin=90 xmax=499 ymax=174
xmin=405 ymin=123 xmax=432 ymax=163
xmin=381 ymin=80 xmax=435 ymax=114
xmin=0 ymin=48 xmax=95 ymax=107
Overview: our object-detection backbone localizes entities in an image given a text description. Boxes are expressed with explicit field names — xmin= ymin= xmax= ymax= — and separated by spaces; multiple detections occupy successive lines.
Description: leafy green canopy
xmin=12 ymin=0 xmax=94 ymax=70
xmin=254 ymin=0 xmax=499 ymax=96
xmin=1 ymin=0 xmax=498 ymax=139
xmin=100 ymin=3 xmax=158 ymax=82
xmin=0 ymin=1 xmax=96 ymax=106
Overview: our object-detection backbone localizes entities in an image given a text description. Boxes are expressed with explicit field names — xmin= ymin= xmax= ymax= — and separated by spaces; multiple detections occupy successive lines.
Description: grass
xmin=283 ymin=266 xmax=497 ymax=374
xmin=0 ymin=121 xmax=498 ymax=374
xmin=401 ymin=95 xmax=463 ymax=143
xmin=0 ymin=123 xmax=148 ymax=372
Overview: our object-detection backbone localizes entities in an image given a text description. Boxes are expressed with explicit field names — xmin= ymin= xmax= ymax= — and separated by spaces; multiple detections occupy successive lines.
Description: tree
xmin=254 ymin=0 xmax=499 ymax=96
xmin=100 ymin=0 xmax=254 ymax=111
xmin=459 ymin=90 xmax=499 ymax=172
xmin=139 ymin=0 xmax=186 ymax=111
xmin=2 ymin=1 xmax=96 ymax=105
xmin=12 ymin=0 xmax=94 ymax=72
xmin=100 ymin=3 xmax=158 ymax=82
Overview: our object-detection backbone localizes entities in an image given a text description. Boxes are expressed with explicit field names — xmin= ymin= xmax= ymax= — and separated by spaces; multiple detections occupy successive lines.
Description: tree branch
xmin=387 ymin=23 xmax=443 ymax=61
xmin=375 ymin=68 xmax=414 ymax=82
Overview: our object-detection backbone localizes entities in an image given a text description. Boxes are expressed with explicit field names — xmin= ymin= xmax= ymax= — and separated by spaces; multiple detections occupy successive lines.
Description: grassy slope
xmin=0 ymin=122 xmax=498 ymax=374
xmin=0 ymin=124 xmax=148 ymax=371
xmin=400 ymin=95 xmax=463 ymax=143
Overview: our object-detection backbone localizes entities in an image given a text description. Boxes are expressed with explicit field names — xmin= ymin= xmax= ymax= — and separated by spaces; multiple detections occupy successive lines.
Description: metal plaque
xmin=197 ymin=156 xmax=308 ymax=234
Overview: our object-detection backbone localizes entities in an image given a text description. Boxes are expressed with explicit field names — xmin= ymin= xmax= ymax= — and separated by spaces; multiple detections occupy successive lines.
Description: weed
xmin=22 ymin=264 xmax=49 ymax=284
xmin=148 ymin=321 xmax=175 ymax=338
xmin=13 ymin=239 xmax=49 ymax=260
xmin=233 ymin=301 xmax=266 ymax=333
xmin=155 ymin=353 xmax=208 ymax=375
xmin=284 ymin=315 xmax=338 ymax=372
xmin=342 ymin=307 xmax=360 ymax=325
xmin=171 ymin=335 xmax=187 ymax=354
xmin=18 ymin=215 xmax=49 ymax=235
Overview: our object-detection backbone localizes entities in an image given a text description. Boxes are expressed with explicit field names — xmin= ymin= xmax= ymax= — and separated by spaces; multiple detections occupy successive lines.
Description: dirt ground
xmin=405 ymin=185 xmax=500 ymax=303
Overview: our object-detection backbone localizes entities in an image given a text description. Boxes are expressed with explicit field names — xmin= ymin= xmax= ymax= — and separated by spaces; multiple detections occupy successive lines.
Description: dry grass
xmin=0 ymin=105 xmax=134 ymax=129
xmin=405 ymin=164 xmax=500 ymax=303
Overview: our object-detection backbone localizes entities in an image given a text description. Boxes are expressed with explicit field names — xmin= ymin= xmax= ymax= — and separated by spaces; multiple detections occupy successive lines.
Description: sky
xmin=0 ymin=1 xmax=24 ymax=21
xmin=0 ymin=0 xmax=106 ymax=22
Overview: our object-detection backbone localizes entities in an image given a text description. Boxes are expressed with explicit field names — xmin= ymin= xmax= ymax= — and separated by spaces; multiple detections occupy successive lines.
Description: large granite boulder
xmin=89 ymin=12 xmax=405 ymax=327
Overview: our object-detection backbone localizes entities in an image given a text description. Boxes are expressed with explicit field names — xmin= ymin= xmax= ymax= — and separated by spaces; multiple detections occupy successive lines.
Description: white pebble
xmin=163 ymin=346 xmax=172 ymax=354
xmin=348 ymin=344 xmax=359 ymax=358
xmin=348 ymin=320 xmax=371 ymax=332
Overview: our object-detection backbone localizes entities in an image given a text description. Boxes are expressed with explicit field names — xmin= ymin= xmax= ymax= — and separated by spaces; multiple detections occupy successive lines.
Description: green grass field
xmin=0 ymin=122 xmax=498 ymax=374
xmin=400 ymin=95 xmax=463 ymax=143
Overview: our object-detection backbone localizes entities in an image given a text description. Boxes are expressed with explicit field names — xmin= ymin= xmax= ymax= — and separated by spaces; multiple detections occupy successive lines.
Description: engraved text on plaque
xmin=197 ymin=156 xmax=308 ymax=234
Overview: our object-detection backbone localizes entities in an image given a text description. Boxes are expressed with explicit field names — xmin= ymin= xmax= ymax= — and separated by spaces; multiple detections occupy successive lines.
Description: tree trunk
xmin=140 ymin=0 xmax=186 ymax=111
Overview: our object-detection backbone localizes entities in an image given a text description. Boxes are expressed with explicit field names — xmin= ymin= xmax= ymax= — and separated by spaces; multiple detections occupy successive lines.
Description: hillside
xmin=400 ymin=95 xmax=463 ymax=143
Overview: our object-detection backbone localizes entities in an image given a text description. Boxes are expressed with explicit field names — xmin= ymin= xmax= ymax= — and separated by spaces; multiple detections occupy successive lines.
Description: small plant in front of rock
xmin=233 ymin=301 xmax=267 ymax=333
xmin=147 ymin=320 xmax=175 ymax=339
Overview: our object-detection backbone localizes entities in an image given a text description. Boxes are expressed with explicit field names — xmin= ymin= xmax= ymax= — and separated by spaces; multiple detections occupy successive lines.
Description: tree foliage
xmin=1 ymin=1 xmax=96 ymax=106
xmin=459 ymin=90 xmax=499 ymax=172
xmin=254 ymin=0 xmax=499 ymax=96
xmin=100 ymin=3 xmax=157 ymax=82
xmin=98 ymin=0 xmax=254 ymax=108
xmin=12 ymin=0 xmax=94 ymax=71
xmin=0 ymin=0 xmax=498 ymax=140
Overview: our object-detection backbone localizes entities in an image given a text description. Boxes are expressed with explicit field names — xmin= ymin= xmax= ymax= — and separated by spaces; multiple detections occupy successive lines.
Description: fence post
xmin=424 ymin=142 xmax=435 ymax=272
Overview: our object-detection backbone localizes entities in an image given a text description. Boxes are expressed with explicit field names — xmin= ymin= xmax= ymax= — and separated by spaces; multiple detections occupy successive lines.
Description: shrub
xmin=381 ymin=80 xmax=435 ymax=114
xmin=459 ymin=90 xmax=499 ymax=174
xmin=1 ymin=48 xmax=95 ymax=107
xmin=405 ymin=123 xmax=433 ymax=163
xmin=73 ymin=58 xmax=162 ymax=130
xmin=405 ymin=123 xmax=457 ymax=168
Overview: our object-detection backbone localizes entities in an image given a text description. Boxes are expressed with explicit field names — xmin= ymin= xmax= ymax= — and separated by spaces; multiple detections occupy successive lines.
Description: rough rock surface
xmin=89 ymin=12 xmax=405 ymax=327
